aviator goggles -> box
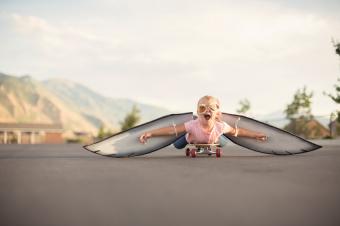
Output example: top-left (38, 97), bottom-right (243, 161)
top-left (197, 104), bottom-right (219, 114)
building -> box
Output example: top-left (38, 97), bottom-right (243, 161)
top-left (284, 118), bottom-right (330, 139)
top-left (329, 120), bottom-right (340, 138)
top-left (305, 119), bottom-right (330, 139)
top-left (0, 123), bottom-right (64, 144)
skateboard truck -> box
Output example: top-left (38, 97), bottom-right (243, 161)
top-left (186, 144), bottom-right (222, 158)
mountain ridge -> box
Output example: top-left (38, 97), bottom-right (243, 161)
top-left (0, 72), bottom-right (171, 136)
top-left (1, 72), bottom-right (330, 138)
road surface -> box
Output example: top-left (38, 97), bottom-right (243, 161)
top-left (0, 140), bottom-right (339, 226)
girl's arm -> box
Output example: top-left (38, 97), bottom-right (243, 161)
top-left (226, 127), bottom-right (267, 141)
top-left (139, 124), bottom-right (186, 144)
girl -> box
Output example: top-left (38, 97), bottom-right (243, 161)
top-left (139, 95), bottom-right (267, 148)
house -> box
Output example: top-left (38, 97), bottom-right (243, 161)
top-left (0, 123), bottom-right (63, 144)
top-left (284, 118), bottom-right (330, 139)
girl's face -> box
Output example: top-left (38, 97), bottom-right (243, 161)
top-left (197, 98), bottom-right (220, 123)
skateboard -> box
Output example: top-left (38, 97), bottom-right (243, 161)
top-left (185, 144), bottom-right (222, 158)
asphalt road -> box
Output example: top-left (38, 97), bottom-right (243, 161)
top-left (0, 141), bottom-right (339, 226)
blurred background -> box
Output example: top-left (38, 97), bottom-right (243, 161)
top-left (0, 0), bottom-right (339, 144)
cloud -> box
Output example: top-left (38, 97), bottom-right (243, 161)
top-left (10, 13), bottom-right (53, 33)
top-left (3, 6), bottom-right (335, 73)
top-left (0, 1), bottom-right (339, 114)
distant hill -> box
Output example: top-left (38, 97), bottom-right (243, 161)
top-left (0, 72), bottom-right (171, 136)
top-left (42, 78), bottom-right (171, 129)
top-left (254, 111), bottom-right (289, 128)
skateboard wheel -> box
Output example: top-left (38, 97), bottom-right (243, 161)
top-left (186, 148), bottom-right (190, 157)
top-left (190, 149), bottom-right (197, 158)
top-left (216, 148), bottom-right (221, 158)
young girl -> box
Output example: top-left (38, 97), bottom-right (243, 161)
top-left (139, 95), bottom-right (267, 148)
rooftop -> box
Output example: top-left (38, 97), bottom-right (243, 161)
top-left (0, 123), bottom-right (63, 131)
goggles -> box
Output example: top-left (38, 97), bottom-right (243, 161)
top-left (197, 104), bottom-right (219, 114)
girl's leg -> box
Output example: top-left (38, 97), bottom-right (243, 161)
top-left (218, 135), bottom-right (229, 147)
top-left (173, 135), bottom-right (188, 149)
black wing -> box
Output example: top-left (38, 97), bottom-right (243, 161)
top-left (84, 112), bottom-right (193, 157)
top-left (222, 113), bottom-right (322, 155)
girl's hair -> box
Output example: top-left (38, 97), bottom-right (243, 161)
top-left (197, 95), bottom-right (222, 121)
top-left (197, 95), bottom-right (220, 108)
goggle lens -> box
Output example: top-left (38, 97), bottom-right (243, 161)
top-left (198, 104), bottom-right (218, 114)
top-left (198, 105), bottom-right (207, 114)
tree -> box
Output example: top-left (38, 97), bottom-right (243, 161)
top-left (332, 38), bottom-right (340, 56)
top-left (97, 125), bottom-right (106, 139)
top-left (284, 87), bottom-right (315, 138)
top-left (322, 39), bottom-right (340, 138)
top-left (97, 124), bottom-right (115, 139)
top-left (325, 77), bottom-right (340, 105)
top-left (284, 86), bottom-right (313, 120)
top-left (97, 124), bottom-right (112, 139)
top-left (326, 40), bottom-right (340, 123)
top-left (120, 105), bottom-right (141, 131)
top-left (327, 39), bottom-right (340, 104)
top-left (236, 98), bottom-right (251, 114)
top-left (324, 76), bottom-right (340, 125)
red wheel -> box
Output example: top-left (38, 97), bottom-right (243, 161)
top-left (190, 149), bottom-right (197, 158)
top-left (216, 148), bottom-right (221, 158)
top-left (185, 148), bottom-right (190, 157)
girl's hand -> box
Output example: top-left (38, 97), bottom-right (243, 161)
top-left (139, 132), bottom-right (152, 144)
top-left (255, 133), bottom-right (267, 142)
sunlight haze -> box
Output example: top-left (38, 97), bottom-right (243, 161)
top-left (0, 0), bottom-right (339, 116)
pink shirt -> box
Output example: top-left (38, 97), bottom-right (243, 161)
top-left (184, 119), bottom-right (233, 144)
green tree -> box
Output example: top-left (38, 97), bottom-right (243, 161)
top-left (284, 86), bottom-right (313, 120)
top-left (236, 98), bottom-right (251, 114)
top-left (284, 87), bottom-right (315, 138)
top-left (327, 40), bottom-right (340, 123)
top-left (332, 39), bottom-right (340, 56)
top-left (120, 105), bottom-right (141, 131)
top-left (97, 125), bottom-right (115, 139)
top-left (324, 77), bottom-right (340, 123)
top-left (325, 77), bottom-right (340, 105)
top-left (324, 39), bottom-right (340, 137)
top-left (328, 40), bottom-right (340, 104)
top-left (97, 125), bottom-right (106, 139)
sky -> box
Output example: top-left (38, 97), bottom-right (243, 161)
top-left (0, 0), bottom-right (339, 116)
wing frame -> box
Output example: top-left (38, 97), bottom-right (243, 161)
top-left (222, 112), bottom-right (322, 155)
top-left (83, 112), bottom-right (193, 157)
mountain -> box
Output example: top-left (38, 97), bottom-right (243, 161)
top-left (0, 72), bottom-right (171, 136)
top-left (0, 73), bottom-right (98, 134)
top-left (42, 78), bottom-right (171, 129)
top-left (254, 111), bottom-right (289, 128)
